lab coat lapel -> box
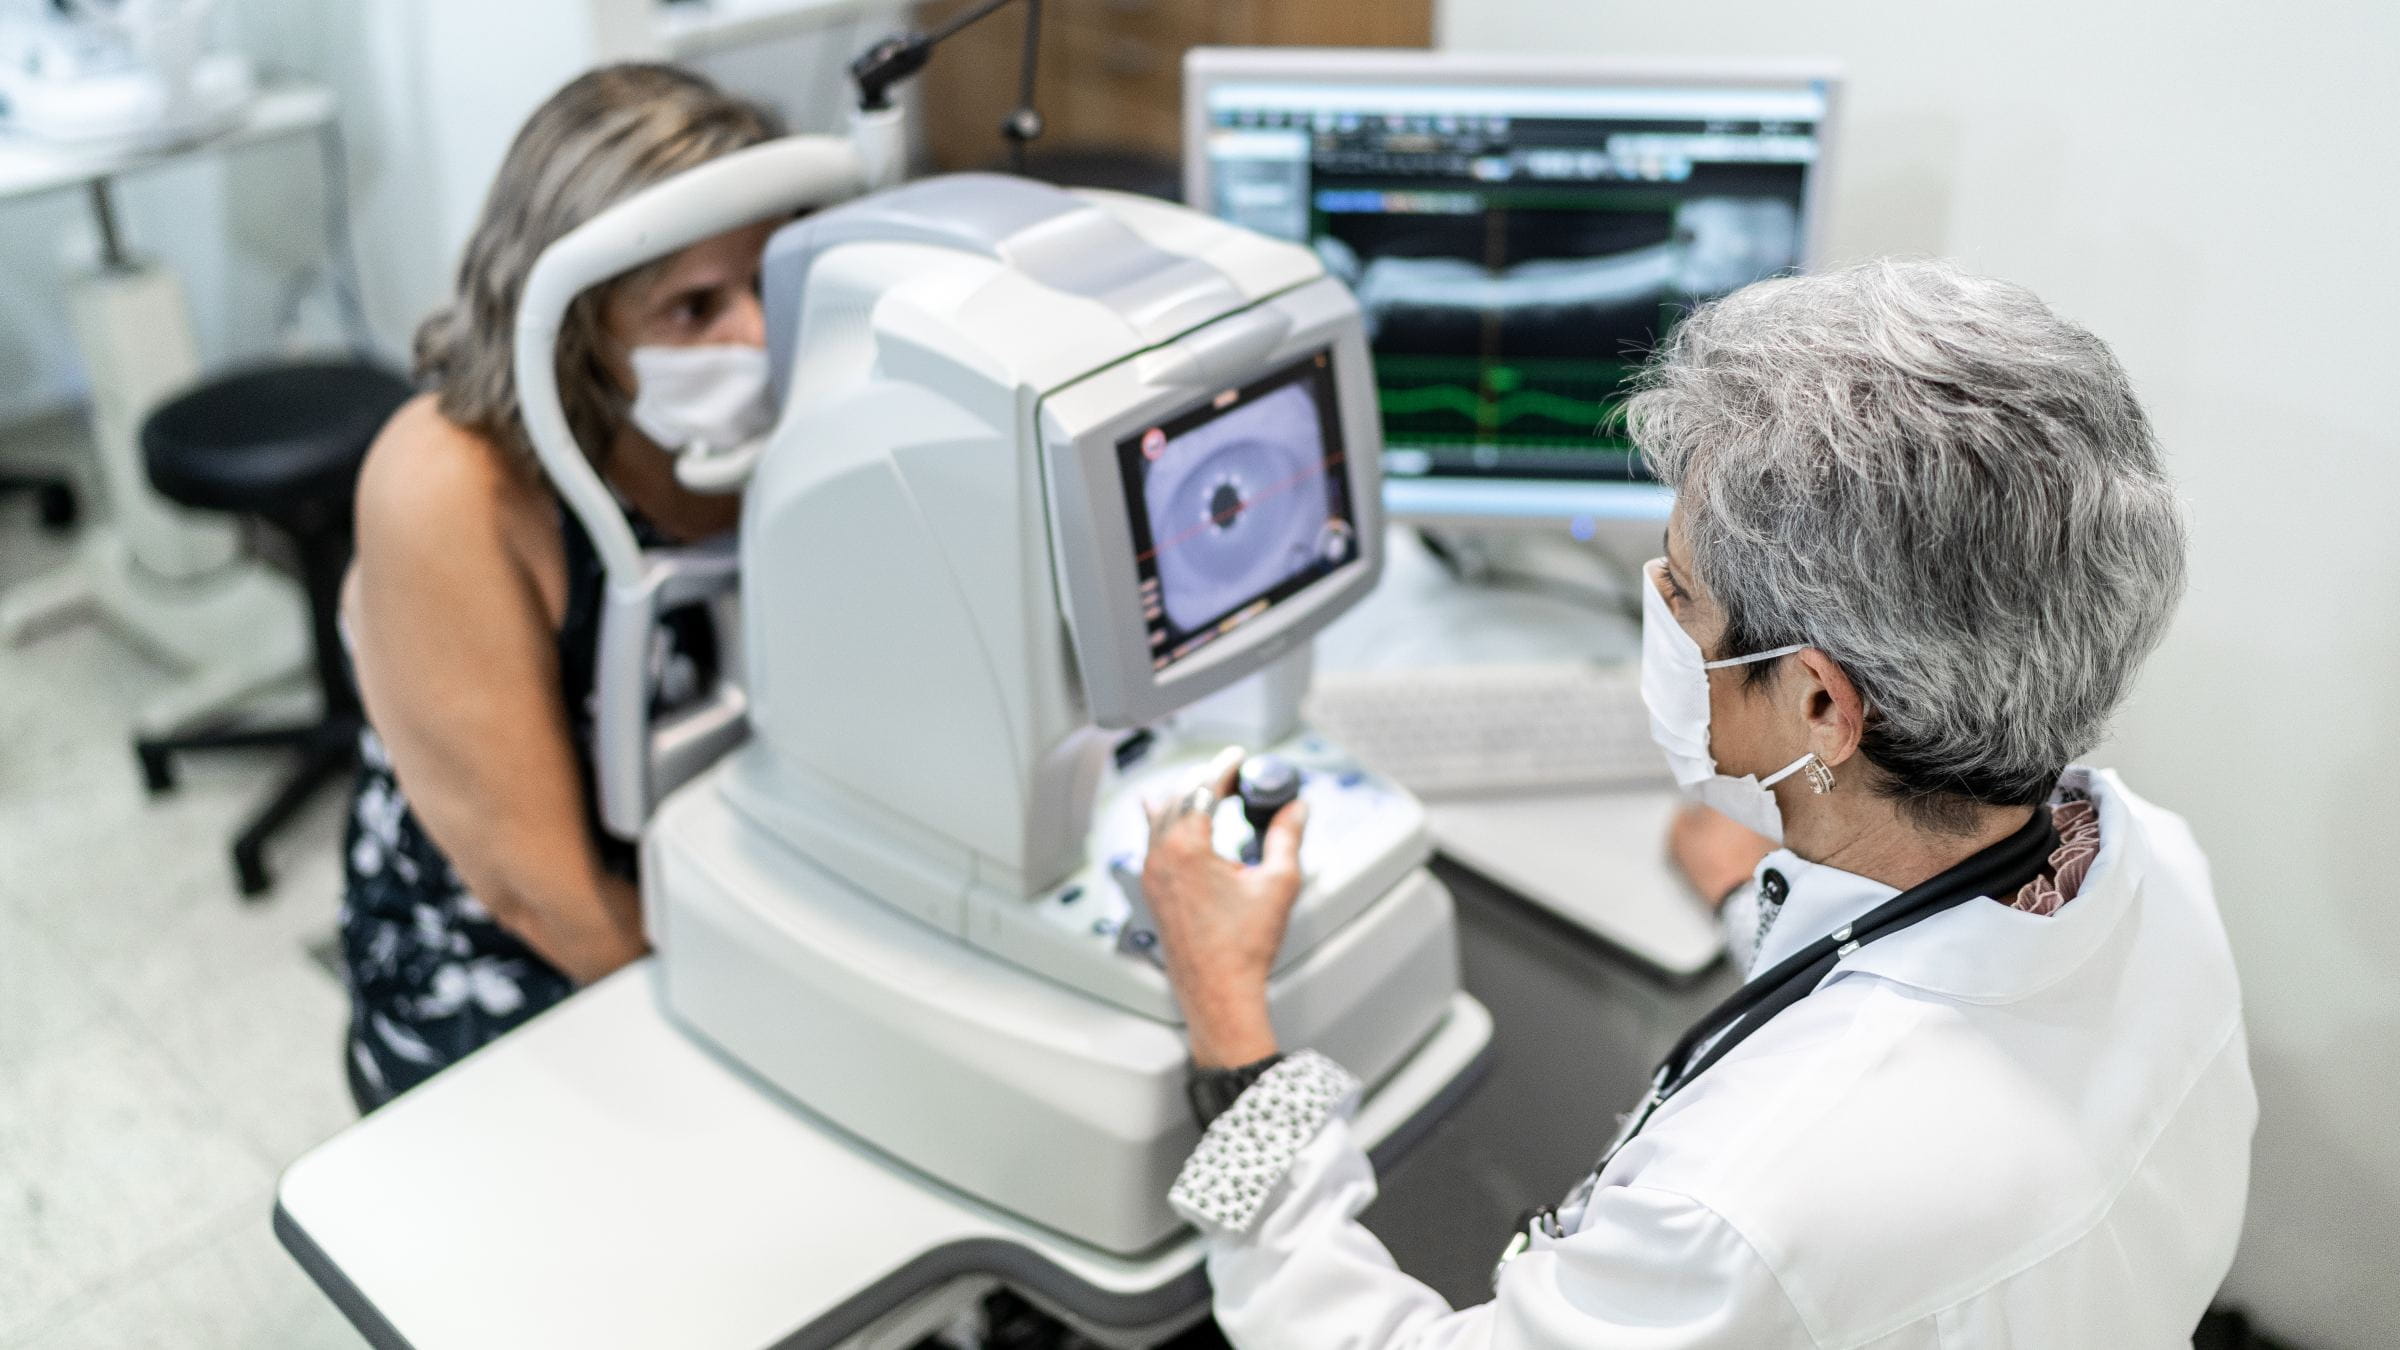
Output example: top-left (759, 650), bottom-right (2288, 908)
top-left (1743, 851), bottom-right (1895, 977)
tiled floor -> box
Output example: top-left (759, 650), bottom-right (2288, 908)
top-left (0, 473), bottom-right (364, 1346)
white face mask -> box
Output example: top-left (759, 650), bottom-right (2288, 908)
top-left (627, 344), bottom-right (774, 456)
top-left (1638, 557), bottom-right (1812, 842)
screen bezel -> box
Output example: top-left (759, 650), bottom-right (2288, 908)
top-left (1113, 349), bottom-right (1356, 676)
top-left (1041, 278), bottom-right (1385, 731)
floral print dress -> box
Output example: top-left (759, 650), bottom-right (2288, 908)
top-left (340, 504), bottom-right (717, 1110)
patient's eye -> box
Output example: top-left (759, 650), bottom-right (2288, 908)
top-left (664, 287), bottom-right (722, 333)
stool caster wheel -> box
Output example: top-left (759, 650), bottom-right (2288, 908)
top-left (234, 841), bottom-right (271, 898)
top-left (138, 744), bottom-right (176, 794)
top-left (37, 483), bottom-right (77, 530)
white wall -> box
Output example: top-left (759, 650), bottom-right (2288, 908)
top-left (1435, 1), bottom-right (2400, 1344)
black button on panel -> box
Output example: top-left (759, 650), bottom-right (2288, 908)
top-left (1112, 729), bottom-right (1156, 771)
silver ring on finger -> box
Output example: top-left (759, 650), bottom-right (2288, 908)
top-left (1179, 785), bottom-right (1218, 819)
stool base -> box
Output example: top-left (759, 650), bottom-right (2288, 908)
top-left (138, 715), bottom-right (359, 897)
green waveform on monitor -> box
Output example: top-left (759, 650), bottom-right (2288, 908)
top-left (1378, 382), bottom-right (1614, 428)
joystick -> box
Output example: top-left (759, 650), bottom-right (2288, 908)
top-left (1237, 754), bottom-right (1301, 864)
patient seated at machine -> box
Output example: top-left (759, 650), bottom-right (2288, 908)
top-left (340, 67), bottom-right (783, 1111)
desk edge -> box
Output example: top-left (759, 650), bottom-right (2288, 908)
top-left (274, 996), bottom-right (1495, 1349)
top-left (275, 1200), bottom-right (417, 1350)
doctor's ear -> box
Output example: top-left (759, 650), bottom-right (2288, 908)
top-left (1791, 648), bottom-right (1866, 769)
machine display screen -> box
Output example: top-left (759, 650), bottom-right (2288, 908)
top-left (1116, 350), bottom-right (1356, 672)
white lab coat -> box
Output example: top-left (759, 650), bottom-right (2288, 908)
top-left (1169, 768), bottom-right (2257, 1348)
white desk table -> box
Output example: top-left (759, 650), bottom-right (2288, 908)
top-left (276, 965), bottom-right (1491, 1350)
top-left (0, 84), bottom-right (336, 202)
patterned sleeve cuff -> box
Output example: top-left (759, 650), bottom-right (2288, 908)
top-left (1168, 1049), bottom-right (1361, 1236)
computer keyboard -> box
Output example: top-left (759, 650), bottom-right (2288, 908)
top-left (1303, 661), bottom-right (1673, 799)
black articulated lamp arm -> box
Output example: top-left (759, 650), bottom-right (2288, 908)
top-left (849, 30), bottom-right (931, 112)
top-left (850, 0), bottom-right (1046, 170)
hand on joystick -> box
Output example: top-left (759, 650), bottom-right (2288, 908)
top-left (1142, 747), bottom-right (1312, 1068)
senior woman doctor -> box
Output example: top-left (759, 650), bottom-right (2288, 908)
top-left (1139, 259), bottom-right (2257, 1347)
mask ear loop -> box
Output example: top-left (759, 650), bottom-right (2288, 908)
top-left (1701, 642), bottom-right (1806, 671)
top-left (1704, 645), bottom-right (1828, 795)
top-left (1758, 751), bottom-right (1815, 790)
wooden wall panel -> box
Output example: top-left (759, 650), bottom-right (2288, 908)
top-left (914, 0), bottom-right (1431, 173)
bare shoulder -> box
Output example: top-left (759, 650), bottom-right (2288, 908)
top-left (349, 395), bottom-right (572, 638)
top-left (354, 396), bottom-right (548, 550)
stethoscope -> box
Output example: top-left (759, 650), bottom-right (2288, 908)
top-left (1493, 805), bottom-right (2062, 1286)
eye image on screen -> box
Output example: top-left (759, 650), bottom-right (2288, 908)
top-left (1117, 351), bottom-right (1355, 672)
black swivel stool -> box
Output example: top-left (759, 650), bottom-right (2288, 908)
top-left (135, 360), bottom-right (413, 897)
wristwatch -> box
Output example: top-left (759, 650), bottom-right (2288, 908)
top-left (1185, 1052), bottom-right (1286, 1128)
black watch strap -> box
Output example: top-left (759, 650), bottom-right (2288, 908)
top-left (1186, 1052), bottom-right (1286, 1129)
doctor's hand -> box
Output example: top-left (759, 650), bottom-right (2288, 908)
top-left (1668, 803), bottom-right (1777, 910)
top-left (1142, 747), bottom-right (1311, 1069)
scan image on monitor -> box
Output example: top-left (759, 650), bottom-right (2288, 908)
top-left (1319, 194), bottom-right (1799, 436)
top-left (1191, 56), bottom-right (1834, 517)
top-left (1117, 350), bottom-right (1356, 672)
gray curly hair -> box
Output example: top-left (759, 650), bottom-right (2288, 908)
top-left (1627, 259), bottom-right (2187, 832)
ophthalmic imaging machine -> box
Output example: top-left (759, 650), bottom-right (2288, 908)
top-left (647, 168), bottom-right (1483, 1252)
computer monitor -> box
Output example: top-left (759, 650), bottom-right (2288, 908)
top-left (1184, 49), bottom-right (1840, 528)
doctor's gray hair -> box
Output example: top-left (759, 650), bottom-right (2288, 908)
top-left (1628, 259), bottom-right (2186, 832)
top-left (413, 64), bottom-right (782, 470)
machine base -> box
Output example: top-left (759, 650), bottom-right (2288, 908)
top-left (647, 761), bottom-right (1468, 1257)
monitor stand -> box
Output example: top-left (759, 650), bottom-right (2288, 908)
top-left (1312, 525), bottom-right (1726, 980)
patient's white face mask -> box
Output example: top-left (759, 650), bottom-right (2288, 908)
top-left (1639, 558), bottom-right (1812, 842)
top-left (628, 344), bottom-right (774, 455)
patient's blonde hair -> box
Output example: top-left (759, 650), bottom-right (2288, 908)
top-left (413, 64), bottom-right (783, 470)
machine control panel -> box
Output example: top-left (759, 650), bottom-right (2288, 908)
top-left (1034, 732), bottom-right (1429, 977)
